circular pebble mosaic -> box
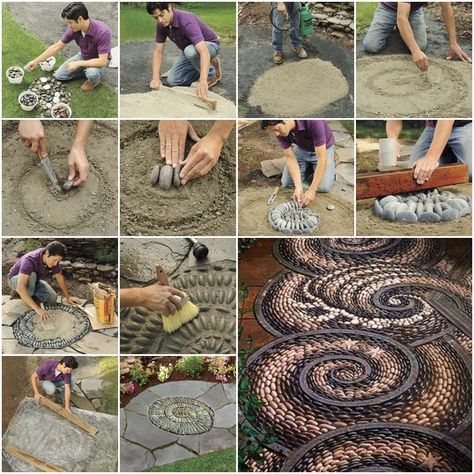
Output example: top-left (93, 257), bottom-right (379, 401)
top-left (268, 201), bottom-right (320, 234)
top-left (374, 189), bottom-right (471, 223)
top-left (149, 397), bottom-right (213, 435)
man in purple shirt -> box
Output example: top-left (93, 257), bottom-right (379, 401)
top-left (26, 2), bottom-right (112, 92)
top-left (8, 241), bottom-right (82, 321)
top-left (31, 357), bottom-right (78, 414)
top-left (363, 2), bottom-right (470, 71)
top-left (261, 120), bottom-right (337, 207)
top-left (147, 2), bottom-right (222, 100)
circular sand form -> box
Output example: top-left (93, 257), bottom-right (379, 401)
top-left (120, 121), bottom-right (236, 235)
top-left (357, 55), bottom-right (472, 117)
top-left (248, 59), bottom-right (349, 116)
top-left (120, 87), bottom-right (236, 118)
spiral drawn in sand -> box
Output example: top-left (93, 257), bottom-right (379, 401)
top-left (256, 264), bottom-right (471, 343)
top-left (13, 303), bottom-right (91, 349)
top-left (274, 238), bottom-right (447, 277)
top-left (282, 424), bottom-right (472, 472)
top-left (245, 331), bottom-right (471, 452)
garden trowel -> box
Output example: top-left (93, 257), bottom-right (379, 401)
top-left (37, 143), bottom-right (62, 192)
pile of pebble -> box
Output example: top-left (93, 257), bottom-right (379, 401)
top-left (29, 76), bottom-right (71, 117)
top-left (374, 189), bottom-right (471, 223)
top-left (150, 164), bottom-right (181, 190)
top-left (311, 3), bottom-right (354, 40)
top-left (268, 201), bottom-right (320, 234)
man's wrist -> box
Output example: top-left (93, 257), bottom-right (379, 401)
top-left (425, 154), bottom-right (440, 162)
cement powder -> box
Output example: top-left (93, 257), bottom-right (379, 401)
top-left (120, 87), bottom-right (236, 118)
top-left (357, 55), bottom-right (471, 117)
top-left (247, 59), bottom-right (349, 116)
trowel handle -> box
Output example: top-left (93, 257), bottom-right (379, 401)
top-left (199, 97), bottom-right (217, 110)
top-left (36, 142), bottom-right (48, 160)
top-left (155, 265), bottom-right (170, 286)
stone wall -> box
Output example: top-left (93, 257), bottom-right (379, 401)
top-left (311, 2), bottom-right (354, 40)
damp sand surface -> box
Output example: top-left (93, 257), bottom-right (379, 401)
top-left (357, 55), bottom-right (472, 117)
top-left (120, 87), bottom-right (236, 118)
top-left (357, 183), bottom-right (472, 236)
top-left (239, 186), bottom-right (353, 236)
top-left (248, 59), bottom-right (349, 116)
top-left (31, 309), bottom-right (78, 341)
top-left (2, 121), bottom-right (118, 236)
top-left (120, 121), bottom-right (236, 236)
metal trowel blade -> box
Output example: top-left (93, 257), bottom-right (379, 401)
top-left (40, 156), bottom-right (62, 192)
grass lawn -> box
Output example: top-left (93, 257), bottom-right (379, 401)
top-left (98, 357), bottom-right (118, 416)
top-left (148, 448), bottom-right (236, 472)
top-left (2, 6), bottom-right (117, 118)
top-left (121, 3), bottom-right (236, 45)
top-left (356, 2), bottom-right (377, 36)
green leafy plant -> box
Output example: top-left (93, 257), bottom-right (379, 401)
top-left (175, 356), bottom-right (203, 378)
top-left (23, 239), bottom-right (41, 252)
top-left (129, 361), bottom-right (151, 386)
top-left (94, 248), bottom-right (118, 264)
top-left (207, 357), bottom-right (236, 383)
top-left (157, 363), bottom-right (174, 382)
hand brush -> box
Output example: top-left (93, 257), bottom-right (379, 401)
top-left (155, 264), bottom-right (199, 333)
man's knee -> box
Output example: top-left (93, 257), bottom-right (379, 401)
top-left (183, 45), bottom-right (199, 60)
top-left (85, 68), bottom-right (102, 84)
top-left (363, 37), bottom-right (385, 53)
top-left (53, 67), bottom-right (70, 81)
top-left (42, 381), bottom-right (57, 396)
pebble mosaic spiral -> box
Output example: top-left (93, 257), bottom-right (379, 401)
top-left (149, 397), bottom-right (214, 435)
top-left (256, 264), bottom-right (471, 342)
top-left (282, 424), bottom-right (472, 472)
top-left (268, 202), bottom-right (320, 234)
top-left (12, 303), bottom-right (91, 349)
top-left (244, 331), bottom-right (471, 454)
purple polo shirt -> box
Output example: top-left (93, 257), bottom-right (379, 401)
top-left (155, 9), bottom-right (219, 50)
top-left (426, 120), bottom-right (471, 128)
top-left (61, 18), bottom-right (112, 60)
top-left (277, 120), bottom-right (336, 152)
top-left (36, 360), bottom-right (72, 385)
top-left (381, 2), bottom-right (428, 12)
top-left (8, 248), bottom-right (62, 280)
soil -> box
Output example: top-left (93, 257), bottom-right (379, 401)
top-left (247, 58), bottom-right (349, 116)
top-left (356, 55), bottom-right (471, 118)
top-left (120, 41), bottom-right (236, 102)
top-left (2, 121), bottom-right (118, 236)
top-left (356, 182), bottom-right (472, 236)
top-left (120, 356), bottom-right (236, 408)
top-left (120, 87), bottom-right (236, 119)
top-left (238, 20), bottom-right (354, 117)
top-left (120, 121), bottom-right (236, 236)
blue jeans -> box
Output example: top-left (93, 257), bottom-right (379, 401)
top-left (281, 144), bottom-right (336, 192)
top-left (272, 2), bottom-right (302, 51)
top-left (410, 122), bottom-right (472, 180)
top-left (54, 53), bottom-right (109, 85)
top-left (41, 376), bottom-right (76, 397)
top-left (363, 5), bottom-right (427, 53)
top-left (9, 272), bottom-right (58, 303)
top-left (167, 42), bottom-right (220, 86)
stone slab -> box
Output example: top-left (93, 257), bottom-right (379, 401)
top-left (80, 378), bottom-right (104, 398)
top-left (124, 389), bottom-right (158, 416)
top-left (70, 331), bottom-right (118, 354)
top-left (3, 340), bottom-right (35, 354)
top-left (197, 383), bottom-right (228, 410)
top-left (120, 408), bottom-right (127, 437)
top-left (2, 299), bottom-right (28, 325)
top-left (2, 326), bottom-right (14, 339)
top-left (153, 443), bottom-right (196, 467)
top-left (223, 383), bottom-right (236, 403)
top-left (3, 397), bottom-right (117, 472)
top-left (148, 381), bottom-right (215, 399)
top-left (214, 404), bottom-right (236, 429)
top-left (178, 434), bottom-right (201, 454)
top-left (197, 427), bottom-right (236, 455)
top-left (120, 438), bottom-right (155, 472)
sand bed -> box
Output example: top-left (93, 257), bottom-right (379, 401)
top-left (357, 55), bottom-right (471, 117)
top-left (120, 121), bottom-right (236, 236)
top-left (239, 186), bottom-right (353, 236)
top-left (2, 121), bottom-right (118, 236)
top-left (356, 183), bottom-right (472, 236)
top-left (120, 87), bottom-right (236, 118)
top-left (248, 59), bottom-right (349, 116)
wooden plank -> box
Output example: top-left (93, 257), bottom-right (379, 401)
top-left (40, 397), bottom-right (98, 437)
top-left (4, 444), bottom-right (65, 472)
top-left (356, 163), bottom-right (469, 200)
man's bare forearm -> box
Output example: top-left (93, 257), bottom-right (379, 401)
top-left (208, 121), bottom-right (234, 142)
top-left (152, 47), bottom-right (163, 80)
top-left (441, 3), bottom-right (458, 46)
top-left (386, 120), bottom-right (403, 139)
top-left (73, 120), bottom-right (93, 148)
top-left (17, 285), bottom-right (42, 312)
top-left (34, 43), bottom-right (63, 63)
top-left (427, 121), bottom-right (455, 159)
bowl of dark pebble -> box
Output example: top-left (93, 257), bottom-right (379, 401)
top-left (6, 66), bottom-right (24, 84)
top-left (18, 90), bottom-right (39, 111)
top-left (51, 102), bottom-right (72, 119)
top-left (40, 56), bottom-right (56, 72)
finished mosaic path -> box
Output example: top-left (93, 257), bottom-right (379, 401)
top-left (241, 238), bottom-right (472, 472)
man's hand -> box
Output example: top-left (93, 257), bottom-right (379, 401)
top-left (34, 392), bottom-right (43, 402)
top-left (447, 43), bottom-right (471, 62)
top-left (301, 188), bottom-right (316, 207)
top-left (150, 78), bottom-right (161, 90)
top-left (411, 50), bottom-right (428, 71)
top-left (179, 132), bottom-right (224, 185)
top-left (277, 2), bottom-right (288, 17)
top-left (68, 146), bottom-right (90, 186)
top-left (293, 187), bottom-right (304, 205)
top-left (66, 61), bottom-right (81, 72)
top-left (36, 308), bottom-right (51, 321)
top-left (412, 155), bottom-right (439, 184)
top-left (18, 120), bottom-right (45, 153)
top-left (139, 283), bottom-right (186, 315)
top-left (158, 121), bottom-right (199, 167)
top-left (66, 296), bottom-right (83, 305)
top-left (65, 406), bottom-right (72, 414)
top-left (196, 78), bottom-right (209, 99)
top-left (26, 60), bottom-right (39, 71)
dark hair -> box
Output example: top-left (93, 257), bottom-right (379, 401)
top-left (59, 356), bottom-right (78, 369)
top-left (146, 2), bottom-right (171, 14)
top-left (45, 241), bottom-right (67, 258)
top-left (61, 2), bottom-right (89, 21)
top-left (261, 120), bottom-right (284, 129)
